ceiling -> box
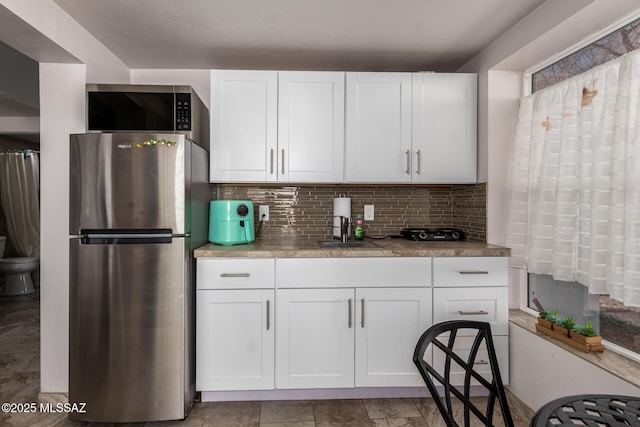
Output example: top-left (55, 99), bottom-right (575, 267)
top-left (52, 0), bottom-right (546, 72)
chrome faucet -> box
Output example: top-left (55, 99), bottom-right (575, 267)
top-left (339, 216), bottom-right (351, 243)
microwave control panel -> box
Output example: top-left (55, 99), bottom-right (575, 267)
top-left (175, 93), bottom-right (191, 131)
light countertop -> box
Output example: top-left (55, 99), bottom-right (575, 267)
top-left (194, 238), bottom-right (510, 258)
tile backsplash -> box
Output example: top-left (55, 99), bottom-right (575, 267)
top-left (218, 183), bottom-right (487, 242)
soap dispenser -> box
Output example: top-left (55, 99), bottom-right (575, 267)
top-left (354, 215), bottom-right (364, 240)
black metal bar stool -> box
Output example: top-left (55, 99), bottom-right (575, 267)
top-left (530, 394), bottom-right (640, 427)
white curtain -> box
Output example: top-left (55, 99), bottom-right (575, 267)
top-left (507, 49), bottom-right (640, 307)
top-left (0, 151), bottom-right (40, 258)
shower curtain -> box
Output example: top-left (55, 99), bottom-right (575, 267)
top-left (0, 151), bottom-right (40, 258)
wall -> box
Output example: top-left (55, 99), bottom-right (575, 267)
top-left (0, 41), bottom-right (39, 115)
top-left (486, 71), bottom-right (521, 245)
top-left (0, 0), bottom-right (129, 83)
top-left (0, 135), bottom-right (38, 151)
top-left (510, 323), bottom-right (640, 410)
top-left (451, 183), bottom-right (487, 241)
top-left (39, 63), bottom-right (86, 393)
top-left (219, 183), bottom-right (487, 242)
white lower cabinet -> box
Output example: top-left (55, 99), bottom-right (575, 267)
top-left (275, 257), bottom-right (432, 389)
top-left (275, 287), bottom-right (432, 389)
top-left (196, 258), bottom-right (275, 391)
top-left (196, 255), bottom-right (508, 392)
top-left (196, 289), bottom-right (274, 391)
top-left (354, 287), bottom-right (432, 387)
top-left (275, 288), bottom-right (355, 389)
top-left (432, 256), bottom-right (510, 384)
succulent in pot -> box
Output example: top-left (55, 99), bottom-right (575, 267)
top-left (554, 315), bottom-right (575, 337)
top-left (570, 320), bottom-right (601, 344)
top-left (537, 309), bottom-right (557, 329)
top-left (560, 316), bottom-right (576, 330)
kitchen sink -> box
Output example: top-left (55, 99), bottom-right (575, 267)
top-left (317, 240), bottom-right (380, 248)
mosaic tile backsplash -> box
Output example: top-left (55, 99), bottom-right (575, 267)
top-left (218, 183), bottom-right (487, 242)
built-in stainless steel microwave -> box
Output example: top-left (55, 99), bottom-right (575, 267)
top-left (86, 84), bottom-right (209, 149)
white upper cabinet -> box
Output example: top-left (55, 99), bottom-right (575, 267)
top-left (278, 71), bottom-right (345, 182)
top-left (210, 70), bottom-right (344, 183)
top-left (211, 70), bottom-right (477, 184)
top-left (345, 72), bottom-right (413, 183)
top-left (412, 73), bottom-right (477, 183)
top-left (210, 70), bottom-right (278, 182)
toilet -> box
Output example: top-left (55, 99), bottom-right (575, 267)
top-left (0, 236), bottom-right (38, 296)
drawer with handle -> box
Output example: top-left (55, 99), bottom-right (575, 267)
top-left (432, 257), bottom-right (507, 287)
top-left (433, 287), bottom-right (508, 335)
top-left (197, 258), bottom-right (275, 289)
top-left (432, 335), bottom-right (509, 385)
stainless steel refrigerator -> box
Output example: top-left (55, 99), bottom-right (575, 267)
top-left (68, 132), bottom-right (209, 423)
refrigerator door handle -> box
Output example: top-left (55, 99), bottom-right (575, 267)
top-left (84, 233), bottom-right (173, 239)
top-left (81, 229), bottom-right (174, 244)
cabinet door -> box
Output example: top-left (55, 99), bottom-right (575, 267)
top-left (278, 71), bottom-right (345, 182)
top-left (355, 288), bottom-right (432, 387)
top-left (276, 288), bottom-right (355, 389)
top-left (196, 289), bottom-right (274, 391)
top-left (412, 73), bottom-right (477, 183)
top-left (210, 70), bottom-right (278, 182)
top-left (345, 72), bottom-right (412, 183)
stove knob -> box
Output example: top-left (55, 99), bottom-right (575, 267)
top-left (451, 231), bottom-right (460, 240)
top-left (418, 231), bottom-right (428, 240)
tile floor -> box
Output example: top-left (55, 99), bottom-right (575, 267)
top-left (0, 291), bottom-right (533, 427)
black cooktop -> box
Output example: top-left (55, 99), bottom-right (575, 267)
top-left (400, 228), bottom-right (465, 241)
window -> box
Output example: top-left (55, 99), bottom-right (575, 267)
top-left (532, 16), bottom-right (640, 92)
top-left (528, 275), bottom-right (640, 354)
top-left (521, 13), bottom-right (640, 357)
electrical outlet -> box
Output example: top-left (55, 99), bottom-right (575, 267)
top-left (258, 205), bottom-right (269, 221)
top-left (364, 205), bottom-right (374, 221)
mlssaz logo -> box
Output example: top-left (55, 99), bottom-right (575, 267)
top-left (117, 144), bottom-right (132, 149)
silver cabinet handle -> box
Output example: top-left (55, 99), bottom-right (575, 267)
top-left (405, 150), bottom-right (410, 175)
top-left (348, 299), bottom-right (352, 329)
top-left (270, 149), bottom-right (274, 174)
top-left (220, 273), bottom-right (250, 278)
top-left (459, 310), bottom-right (488, 315)
top-left (281, 149), bottom-right (285, 175)
top-left (360, 298), bottom-right (365, 328)
top-left (476, 360), bottom-right (489, 365)
top-left (266, 300), bottom-right (270, 331)
top-left (416, 150), bottom-right (421, 175)
top-left (459, 271), bottom-right (489, 275)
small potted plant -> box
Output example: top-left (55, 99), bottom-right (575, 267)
top-left (554, 315), bottom-right (575, 337)
top-left (537, 309), bottom-right (557, 330)
top-left (570, 320), bottom-right (602, 345)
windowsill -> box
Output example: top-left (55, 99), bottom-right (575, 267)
top-left (509, 309), bottom-right (640, 389)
